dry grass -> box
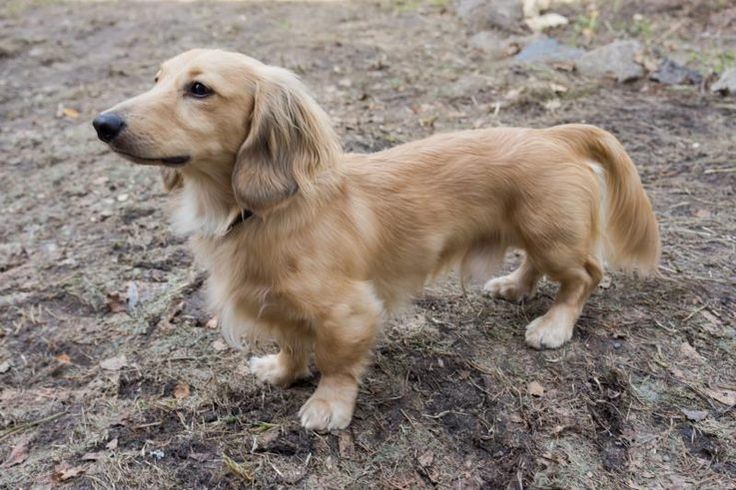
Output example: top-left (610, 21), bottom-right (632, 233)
top-left (1, 0), bottom-right (734, 488)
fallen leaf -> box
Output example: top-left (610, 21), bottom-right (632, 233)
top-left (0, 360), bottom-right (10, 373)
top-left (100, 355), bottom-right (127, 371)
top-left (679, 342), bottom-right (704, 363)
top-left (55, 353), bottom-right (71, 364)
top-left (704, 388), bottom-right (736, 406)
top-left (63, 107), bottom-right (79, 119)
top-left (528, 381), bottom-right (545, 397)
top-left (2, 435), bottom-right (31, 467)
top-left (417, 450), bottom-right (434, 467)
top-left (173, 382), bottom-right (190, 400)
top-left (105, 292), bottom-right (127, 313)
top-left (52, 464), bottom-right (86, 482)
top-left (81, 452), bottom-right (104, 461)
top-left (552, 61), bottom-right (576, 72)
top-left (56, 104), bottom-right (79, 119)
top-left (106, 438), bottom-right (118, 450)
top-left (549, 82), bottom-right (568, 93)
top-left (205, 316), bottom-right (218, 329)
top-left (212, 339), bottom-right (228, 352)
top-left (681, 408), bottom-right (708, 421)
top-left (551, 424), bottom-right (567, 435)
top-left (188, 452), bottom-right (209, 462)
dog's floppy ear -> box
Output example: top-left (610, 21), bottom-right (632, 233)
top-left (232, 66), bottom-right (339, 214)
top-left (160, 168), bottom-right (183, 192)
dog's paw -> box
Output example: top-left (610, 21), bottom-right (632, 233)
top-left (524, 315), bottom-right (573, 350)
top-left (483, 275), bottom-right (536, 302)
top-left (248, 354), bottom-right (308, 387)
top-left (299, 394), bottom-right (354, 431)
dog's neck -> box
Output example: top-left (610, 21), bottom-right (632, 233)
top-left (170, 163), bottom-right (345, 239)
top-left (170, 168), bottom-right (240, 238)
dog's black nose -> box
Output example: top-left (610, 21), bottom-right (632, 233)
top-left (93, 112), bottom-right (125, 142)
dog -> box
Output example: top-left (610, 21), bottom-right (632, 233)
top-left (93, 49), bottom-right (660, 431)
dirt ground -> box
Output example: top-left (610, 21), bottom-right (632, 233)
top-left (1, 0), bottom-right (735, 488)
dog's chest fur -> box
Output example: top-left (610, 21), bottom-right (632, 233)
top-left (170, 178), bottom-right (308, 345)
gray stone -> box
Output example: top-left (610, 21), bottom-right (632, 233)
top-left (651, 59), bottom-right (702, 85)
top-left (576, 40), bottom-right (644, 82)
top-left (711, 68), bottom-right (736, 95)
top-left (513, 35), bottom-right (584, 64)
top-left (469, 31), bottom-right (525, 60)
top-left (455, 0), bottom-right (523, 32)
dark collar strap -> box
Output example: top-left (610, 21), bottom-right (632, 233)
top-left (224, 209), bottom-right (254, 236)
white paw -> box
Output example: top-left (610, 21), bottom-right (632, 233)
top-left (248, 354), bottom-right (307, 387)
top-left (484, 275), bottom-right (535, 302)
top-left (524, 315), bottom-right (573, 350)
top-left (299, 394), bottom-right (354, 431)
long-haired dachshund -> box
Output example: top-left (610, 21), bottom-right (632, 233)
top-left (94, 49), bottom-right (660, 430)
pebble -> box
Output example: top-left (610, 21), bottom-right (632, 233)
top-left (651, 59), bottom-right (702, 85)
top-left (514, 35), bottom-right (585, 64)
top-left (711, 67), bottom-right (736, 95)
top-left (576, 40), bottom-right (644, 82)
top-left (455, 0), bottom-right (523, 32)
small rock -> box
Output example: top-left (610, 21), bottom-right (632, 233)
top-left (525, 13), bottom-right (569, 32)
top-left (126, 281), bottom-right (139, 310)
top-left (100, 355), bottom-right (128, 371)
top-left (528, 381), bottom-right (545, 397)
top-left (148, 449), bottom-right (165, 460)
top-left (514, 35), bottom-right (584, 65)
top-left (544, 98), bottom-right (562, 111)
top-left (469, 31), bottom-right (524, 60)
top-left (681, 408), bottom-right (708, 421)
top-left (651, 59), bottom-right (702, 85)
top-left (577, 40), bottom-right (644, 82)
top-left (0, 361), bottom-right (10, 373)
top-left (455, 0), bottom-right (524, 32)
top-left (212, 339), bottom-right (229, 352)
top-left (711, 68), bottom-right (736, 95)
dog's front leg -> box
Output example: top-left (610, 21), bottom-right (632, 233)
top-left (299, 281), bottom-right (381, 431)
top-left (249, 324), bottom-right (312, 387)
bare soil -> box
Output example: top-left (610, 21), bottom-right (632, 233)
top-left (1, 1), bottom-right (734, 488)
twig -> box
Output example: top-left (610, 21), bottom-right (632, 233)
top-left (0, 411), bottom-right (65, 442)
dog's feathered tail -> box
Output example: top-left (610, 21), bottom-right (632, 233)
top-left (551, 124), bottom-right (661, 274)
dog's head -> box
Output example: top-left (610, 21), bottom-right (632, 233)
top-left (94, 49), bottom-right (339, 213)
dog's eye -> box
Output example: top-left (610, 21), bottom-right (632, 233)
top-left (188, 81), bottom-right (212, 98)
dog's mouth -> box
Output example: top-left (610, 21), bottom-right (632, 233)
top-left (112, 148), bottom-right (190, 167)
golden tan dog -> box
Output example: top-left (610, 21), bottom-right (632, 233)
top-left (94, 49), bottom-right (660, 431)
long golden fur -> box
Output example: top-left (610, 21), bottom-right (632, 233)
top-left (95, 49), bottom-right (660, 431)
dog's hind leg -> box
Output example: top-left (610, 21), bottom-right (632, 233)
top-left (483, 254), bottom-right (541, 302)
top-left (299, 281), bottom-right (382, 431)
top-left (524, 256), bottom-right (602, 349)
